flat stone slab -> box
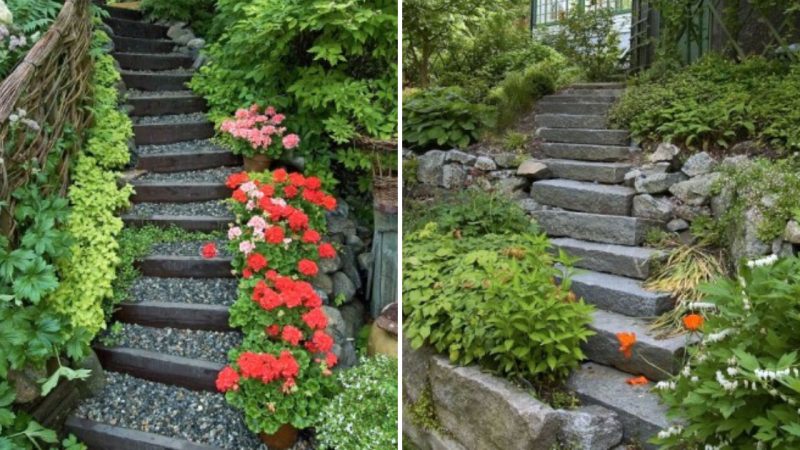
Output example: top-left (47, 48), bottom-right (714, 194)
top-left (561, 87), bottom-right (624, 97)
top-left (428, 356), bottom-right (561, 450)
top-left (532, 210), bottom-right (661, 245)
top-left (539, 95), bottom-right (619, 104)
top-left (583, 310), bottom-right (689, 380)
top-left (541, 143), bottom-right (635, 162)
top-left (570, 270), bottom-right (674, 317)
top-left (567, 363), bottom-right (670, 449)
top-left (536, 114), bottom-right (608, 129)
top-left (539, 128), bottom-right (630, 146)
top-left (531, 179), bottom-right (634, 216)
top-left (550, 238), bottom-right (664, 280)
top-left (543, 159), bottom-right (631, 184)
top-left (537, 102), bottom-right (612, 115)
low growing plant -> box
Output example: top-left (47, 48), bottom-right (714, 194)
top-left (219, 105), bottom-right (301, 159)
top-left (402, 87), bottom-right (494, 150)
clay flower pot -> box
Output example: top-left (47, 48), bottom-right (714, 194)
top-left (244, 154), bottom-right (271, 172)
top-left (259, 424), bottom-right (298, 449)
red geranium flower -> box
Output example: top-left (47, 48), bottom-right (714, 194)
top-left (325, 352), bottom-right (338, 368)
top-left (265, 226), bottom-right (285, 244)
top-left (305, 176), bottom-right (322, 190)
top-left (298, 259), bottom-right (318, 277)
top-left (215, 366), bottom-right (240, 392)
top-left (284, 185), bottom-right (298, 198)
top-left (306, 330), bottom-right (334, 353)
top-left (252, 280), bottom-right (282, 310)
top-left (247, 253), bottom-right (268, 272)
top-left (266, 324), bottom-right (280, 337)
top-left (259, 184), bottom-right (275, 198)
top-left (321, 195), bottom-right (337, 211)
top-left (201, 242), bottom-right (217, 259)
top-left (232, 189), bottom-right (248, 203)
top-left (302, 229), bottom-right (321, 244)
top-left (318, 242), bottom-right (336, 259)
top-left (272, 168), bottom-right (288, 183)
top-left (226, 171), bottom-right (249, 189)
top-left (281, 325), bottom-right (304, 346)
top-left (242, 268), bottom-right (253, 279)
top-left (303, 189), bottom-right (324, 204)
top-left (277, 351), bottom-right (299, 378)
top-left (302, 307), bottom-right (328, 330)
top-left (288, 172), bottom-right (305, 187)
top-left (288, 210), bottom-right (309, 231)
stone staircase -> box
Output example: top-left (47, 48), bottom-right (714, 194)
top-left (66, 7), bottom-right (264, 449)
top-left (526, 83), bottom-right (683, 447)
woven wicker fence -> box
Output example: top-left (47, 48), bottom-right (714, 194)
top-left (0, 0), bottom-right (93, 238)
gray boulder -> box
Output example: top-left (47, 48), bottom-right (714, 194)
top-left (730, 208), bottom-right (771, 263)
top-left (323, 306), bottom-right (357, 369)
top-left (557, 406), bottom-right (623, 450)
top-left (784, 221), bottom-right (800, 244)
top-left (669, 173), bottom-right (721, 206)
top-left (632, 195), bottom-right (673, 221)
top-left (634, 172), bottom-right (687, 194)
top-left (493, 152), bottom-right (518, 168)
top-left (446, 149), bottom-right (476, 165)
top-left (666, 219), bottom-right (689, 232)
top-left (681, 152), bottom-right (716, 177)
top-left (319, 254), bottom-right (342, 274)
top-left (648, 143), bottom-right (680, 164)
top-left (474, 156), bottom-right (497, 171)
top-left (517, 159), bottom-right (550, 178)
top-left (441, 164), bottom-right (467, 189)
top-left (332, 272), bottom-right (356, 303)
top-left (492, 176), bottom-right (528, 196)
top-left (417, 150), bottom-right (446, 185)
top-left (311, 273), bottom-right (334, 296)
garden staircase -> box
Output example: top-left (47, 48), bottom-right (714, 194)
top-left (527, 83), bottom-right (681, 447)
top-left (65, 6), bottom-right (262, 449)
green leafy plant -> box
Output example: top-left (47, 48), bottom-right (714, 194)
top-left (315, 356), bottom-right (398, 450)
top-left (402, 87), bottom-right (494, 150)
top-left (139, 0), bottom-right (215, 35)
top-left (654, 256), bottom-right (800, 448)
top-left (544, 7), bottom-right (621, 82)
top-left (403, 223), bottom-right (594, 384)
top-left (488, 63), bottom-right (556, 129)
top-left (0, 0), bottom-right (62, 78)
top-left (502, 131), bottom-right (529, 152)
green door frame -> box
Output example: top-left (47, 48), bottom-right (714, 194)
top-left (531, 0), bottom-right (632, 28)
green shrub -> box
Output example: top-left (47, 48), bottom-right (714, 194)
top-left (654, 256), bottom-right (800, 448)
top-left (402, 87), bottom-right (493, 150)
top-left (403, 224), bottom-right (594, 384)
top-left (315, 356), bottom-right (398, 450)
top-left (0, 0), bottom-right (62, 78)
top-left (611, 56), bottom-right (800, 153)
top-left (139, 0), bottom-right (215, 35)
top-left (488, 64), bottom-right (556, 129)
top-left (190, 0), bottom-right (397, 184)
top-left (544, 7), bottom-right (620, 82)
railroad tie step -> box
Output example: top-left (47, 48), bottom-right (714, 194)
top-left (134, 140), bottom-right (241, 173)
top-left (136, 255), bottom-right (234, 278)
top-left (128, 92), bottom-right (207, 117)
top-left (114, 52), bottom-right (194, 71)
top-left (531, 179), bottom-right (635, 216)
top-left (102, 6), bottom-right (143, 21)
top-left (121, 71), bottom-right (193, 92)
top-left (114, 302), bottom-right (232, 331)
top-left (106, 18), bottom-right (169, 39)
top-left (133, 120), bottom-right (215, 145)
top-left (113, 36), bottom-right (175, 54)
top-left (66, 417), bottom-right (220, 450)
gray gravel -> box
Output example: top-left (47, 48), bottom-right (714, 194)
top-left (128, 89), bottom-right (196, 98)
top-left (136, 166), bottom-right (241, 184)
top-left (133, 112), bottom-right (208, 125)
top-left (128, 277), bottom-right (239, 306)
top-left (74, 372), bottom-right (267, 449)
top-left (150, 239), bottom-right (230, 257)
top-left (127, 200), bottom-right (232, 217)
top-left (102, 324), bottom-right (240, 364)
top-left (135, 139), bottom-right (232, 156)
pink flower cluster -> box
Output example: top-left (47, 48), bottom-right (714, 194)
top-left (220, 104), bottom-right (300, 154)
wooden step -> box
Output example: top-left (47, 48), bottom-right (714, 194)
top-left (131, 182), bottom-right (229, 203)
top-left (106, 18), bottom-right (168, 39)
top-left (121, 71), bottom-right (193, 91)
top-left (136, 255), bottom-right (234, 278)
top-left (114, 302), bottom-right (231, 331)
top-left (114, 53), bottom-right (193, 71)
top-left (133, 121), bottom-right (214, 145)
top-left (122, 214), bottom-right (232, 232)
top-left (102, 6), bottom-right (143, 21)
top-left (94, 346), bottom-right (222, 392)
top-left (113, 36), bottom-right (175, 54)
top-left (135, 149), bottom-right (240, 172)
top-left (66, 417), bottom-right (219, 450)
top-left (128, 92), bottom-right (206, 117)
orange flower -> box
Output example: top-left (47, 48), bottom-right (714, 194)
top-left (626, 376), bottom-right (649, 386)
top-left (683, 314), bottom-right (704, 331)
top-left (616, 332), bottom-right (636, 359)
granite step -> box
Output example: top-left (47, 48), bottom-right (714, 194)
top-left (127, 91), bottom-right (206, 117)
top-left (113, 36), bottom-right (175, 54)
top-left (531, 179), bottom-right (635, 216)
top-left (538, 128), bottom-right (630, 146)
top-left (106, 18), bottom-right (168, 39)
top-left (561, 88), bottom-right (625, 97)
top-left (539, 95), bottom-right (619, 104)
top-left (531, 210), bottom-right (662, 246)
top-left (537, 102), bottom-right (612, 115)
top-left (540, 143), bottom-right (636, 162)
top-left (541, 159), bottom-right (631, 184)
top-left (121, 71), bottom-right (193, 91)
top-left (550, 237), bottom-right (664, 279)
top-left (569, 269), bottom-right (674, 317)
top-left (567, 362), bottom-right (669, 450)
top-left (114, 52), bottom-right (193, 71)
top-left (582, 309), bottom-right (689, 381)
top-left (535, 114), bottom-right (608, 129)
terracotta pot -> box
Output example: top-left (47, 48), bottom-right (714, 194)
top-left (243, 154), bottom-right (271, 172)
top-left (259, 424), bottom-right (298, 449)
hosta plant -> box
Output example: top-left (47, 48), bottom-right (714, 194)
top-left (219, 105), bottom-right (301, 159)
top-left (654, 255), bottom-right (800, 449)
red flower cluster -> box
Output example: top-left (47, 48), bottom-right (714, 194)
top-left (252, 276), bottom-right (321, 311)
top-left (216, 366), bottom-right (240, 392)
top-left (201, 242), bottom-right (218, 259)
top-left (225, 170), bottom-right (337, 213)
top-left (297, 259), bottom-right (319, 277)
top-left (235, 350), bottom-right (300, 389)
top-left (247, 253), bottom-right (268, 272)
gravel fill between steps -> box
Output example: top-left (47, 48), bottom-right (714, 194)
top-left (127, 200), bottom-right (232, 217)
top-left (135, 139), bottom-right (231, 156)
top-left (74, 372), bottom-right (267, 449)
top-left (150, 239), bottom-right (230, 257)
top-left (127, 89), bottom-right (196, 98)
top-left (133, 112), bottom-right (208, 125)
top-left (128, 277), bottom-right (239, 306)
top-left (103, 324), bottom-right (240, 364)
top-left (136, 166), bottom-right (241, 184)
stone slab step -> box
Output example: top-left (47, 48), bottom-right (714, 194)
top-left (135, 149), bottom-right (241, 172)
top-left (535, 114), bottom-right (608, 129)
top-left (567, 362), bottom-right (669, 449)
top-left (113, 36), bottom-right (175, 53)
top-left (550, 238), bottom-right (664, 279)
top-left (570, 269), bottom-right (674, 317)
top-left (114, 302), bottom-right (232, 331)
top-left (531, 210), bottom-right (661, 246)
top-left (542, 159), bottom-right (631, 184)
top-left (541, 143), bottom-right (636, 162)
top-left (122, 214), bottom-right (231, 232)
top-left (131, 182), bottom-right (229, 203)
top-left (531, 179), bottom-right (634, 216)
top-left (539, 128), bottom-right (630, 146)
top-left (568, 82), bottom-right (626, 89)
top-left (540, 95), bottom-right (619, 104)
top-left (103, 6), bottom-right (144, 21)
top-left (106, 18), bottom-right (169, 39)
top-left (562, 88), bottom-right (625, 97)
top-left (136, 255), bottom-right (234, 278)
top-left (66, 417), bottom-right (219, 450)
top-left (133, 121), bottom-right (215, 145)
top-left (114, 52), bottom-right (193, 71)
top-left (537, 102), bottom-right (612, 115)
top-left (121, 71), bottom-right (193, 91)
top-left (128, 92), bottom-right (206, 117)
top-left (93, 346), bottom-right (222, 392)
top-left (583, 309), bottom-right (688, 381)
